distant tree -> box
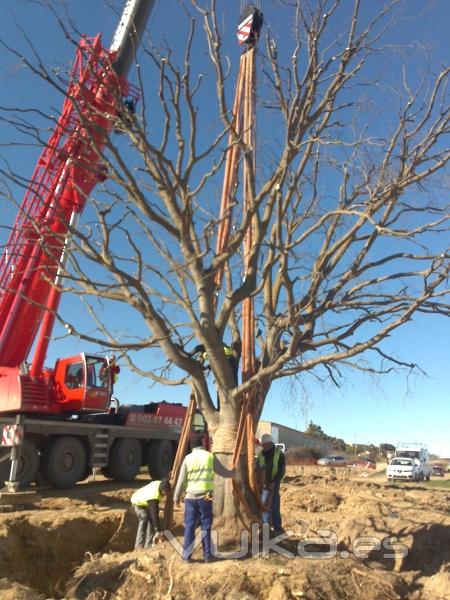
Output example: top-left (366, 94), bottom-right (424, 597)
top-left (305, 421), bottom-right (328, 439)
top-left (305, 423), bottom-right (346, 452)
top-left (380, 443), bottom-right (396, 455)
top-left (332, 438), bottom-right (347, 452)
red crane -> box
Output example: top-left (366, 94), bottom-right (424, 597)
top-left (0, 0), bottom-right (157, 415)
top-left (0, 1), bottom-right (213, 493)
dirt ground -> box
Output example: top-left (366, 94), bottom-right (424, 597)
top-left (0, 466), bottom-right (449, 600)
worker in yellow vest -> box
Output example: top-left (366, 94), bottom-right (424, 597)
top-left (257, 434), bottom-right (286, 533)
top-left (99, 355), bottom-right (121, 393)
top-left (131, 479), bottom-right (171, 549)
top-left (193, 340), bottom-right (241, 411)
top-left (193, 342), bottom-right (240, 387)
top-left (174, 437), bottom-right (215, 562)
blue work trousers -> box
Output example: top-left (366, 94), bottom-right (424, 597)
top-left (261, 484), bottom-right (282, 531)
top-left (183, 497), bottom-right (213, 561)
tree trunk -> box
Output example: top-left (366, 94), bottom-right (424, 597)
top-left (210, 409), bottom-right (259, 550)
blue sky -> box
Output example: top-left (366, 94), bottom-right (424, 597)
top-left (0, 1), bottom-right (449, 457)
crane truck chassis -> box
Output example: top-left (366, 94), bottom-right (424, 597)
top-left (0, 395), bottom-right (206, 490)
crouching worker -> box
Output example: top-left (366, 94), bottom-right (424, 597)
top-left (131, 479), bottom-right (171, 549)
top-left (174, 437), bottom-right (215, 563)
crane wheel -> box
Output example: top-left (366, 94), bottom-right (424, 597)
top-left (0, 439), bottom-right (39, 489)
top-left (108, 438), bottom-right (142, 482)
top-left (41, 436), bottom-right (87, 489)
top-left (147, 440), bottom-right (174, 480)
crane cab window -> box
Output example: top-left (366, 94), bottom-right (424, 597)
top-left (65, 362), bottom-right (83, 389)
top-left (86, 357), bottom-right (109, 389)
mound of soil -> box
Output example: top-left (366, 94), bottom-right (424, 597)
top-left (0, 469), bottom-right (448, 599)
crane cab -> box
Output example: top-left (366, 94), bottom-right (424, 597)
top-left (52, 353), bottom-right (111, 413)
top-left (0, 353), bottom-right (111, 415)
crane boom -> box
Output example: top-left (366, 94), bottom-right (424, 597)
top-left (0, 0), bottom-right (156, 375)
top-left (111, 0), bottom-right (157, 77)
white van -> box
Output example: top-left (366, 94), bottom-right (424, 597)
top-left (394, 444), bottom-right (431, 481)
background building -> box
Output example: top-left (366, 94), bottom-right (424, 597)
top-left (256, 421), bottom-right (332, 455)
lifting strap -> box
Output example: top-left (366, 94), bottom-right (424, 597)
top-left (164, 20), bottom-right (264, 531)
top-left (223, 46), bottom-right (269, 520)
top-left (163, 394), bottom-right (196, 529)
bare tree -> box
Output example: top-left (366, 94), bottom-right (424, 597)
top-left (1, 0), bottom-right (449, 532)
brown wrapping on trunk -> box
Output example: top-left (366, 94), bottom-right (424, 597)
top-left (211, 424), bottom-right (240, 454)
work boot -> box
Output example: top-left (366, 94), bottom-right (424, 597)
top-left (204, 555), bottom-right (218, 563)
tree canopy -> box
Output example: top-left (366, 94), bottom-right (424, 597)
top-left (1, 0), bottom-right (448, 435)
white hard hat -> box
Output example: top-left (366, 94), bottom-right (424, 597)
top-left (261, 434), bottom-right (273, 444)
